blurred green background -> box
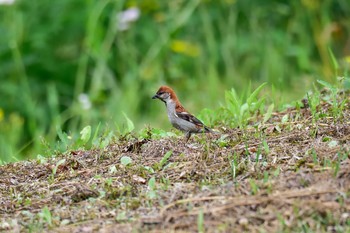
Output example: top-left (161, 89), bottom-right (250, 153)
top-left (0, 0), bottom-right (349, 162)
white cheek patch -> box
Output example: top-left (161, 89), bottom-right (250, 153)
top-left (165, 97), bottom-right (173, 104)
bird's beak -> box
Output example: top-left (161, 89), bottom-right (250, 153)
top-left (152, 94), bottom-right (159, 99)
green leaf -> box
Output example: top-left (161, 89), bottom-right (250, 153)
top-left (109, 165), bottom-right (117, 174)
top-left (52, 159), bottom-right (66, 176)
top-left (36, 154), bottom-right (47, 164)
top-left (147, 190), bottom-right (157, 199)
top-left (80, 125), bottom-right (91, 144)
top-left (263, 140), bottom-right (270, 154)
top-left (143, 166), bottom-right (155, 174)
top-left (281, 114), bottom-right (289, 123)
top-left (163, 162), bottom-right (177, 170)
top-left (317, 80), bottom-right (335, 91)
top-left (148, 177), bottom-right (156, 189)
top-left (91, 122), bottom-right (101, 145)
top-left (147, 177), bottom-right (157, 199)
top-left (123, 112), bottom-right (135, 133)
top-left (328, 140), bottom-right (338, 148)
top-left (99, 131), bottom-right (114, 148)
top-left (197, 208), bottom-right (204, 233)
top-left (158, 151), bottom-right (173, 169)
top-left (56, 126), bottom-right (69, 148)
top-left (247, 82), bottom-right (267, 106)
top-left (40, 206), bottom-right (52, 226)
top-left (120, 156), bottom-right (132, 166)
top-left (327, 47), bottom-right (339, 72)
top-left (225, 89), bottom-right (240, 115)
top-left (263, 104), bottom-right (274, 123)
top-left (240, 103), bottom-right (248, 116)
top-left (116, 211), bottom-right (127, 221)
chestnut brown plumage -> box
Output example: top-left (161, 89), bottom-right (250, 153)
top-left (152, 86), bottom-right (213, 142)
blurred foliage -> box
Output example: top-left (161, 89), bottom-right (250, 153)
top-left (0, 0), bottom-right (349, 162)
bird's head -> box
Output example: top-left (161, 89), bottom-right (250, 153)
top-left (152, 86), bottom-right (177, 104)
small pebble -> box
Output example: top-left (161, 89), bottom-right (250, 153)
top-left (238, 218), bottom-right (248, 226)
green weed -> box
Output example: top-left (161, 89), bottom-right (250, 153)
top-left (198, 208), bottom-right (205, 233)
top-left (1, 1), bottom-right (349, 161)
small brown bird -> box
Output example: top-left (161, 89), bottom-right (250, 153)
top-left (152, 86), bottom-right (213, 142)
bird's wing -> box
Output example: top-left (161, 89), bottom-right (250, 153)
top-left (175, 104), bottom-right (211, 132)
top-left (175, 111), bottom-right (206, 128)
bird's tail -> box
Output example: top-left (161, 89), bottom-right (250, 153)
top-left (204, 126), bottom-right (220, 134)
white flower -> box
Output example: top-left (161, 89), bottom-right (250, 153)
top-left (78, 93), bottom-right (91, 110)
top-left (0, 0), bottom-right (15, 5)
top-left (117, 7), bottom-right (140, 31)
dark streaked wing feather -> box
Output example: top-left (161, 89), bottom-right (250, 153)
top-left (174, 100), bottom-right (211, 133)
top-left (176, 111), bottom-right (205, 127)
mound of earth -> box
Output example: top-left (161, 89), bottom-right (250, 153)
top-left (0, 90), bottom-right (349, 232)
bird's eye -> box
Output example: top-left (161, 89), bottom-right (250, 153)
top-left (158, 92), bottom-right (164, 95)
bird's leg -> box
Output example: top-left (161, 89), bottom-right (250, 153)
top-left (185, 132), bottom-right (191, 142)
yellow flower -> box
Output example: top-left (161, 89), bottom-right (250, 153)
top-left (301, 0), bottom-right (319, 10)
top-left (170, 40), bottom-right (201, 57)
top-left (0, 108), bottom-right (3, 122)
top-left (345, 56), bottom-right (350, 64)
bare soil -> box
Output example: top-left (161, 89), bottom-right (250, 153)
top-left (0, 91), bottom-right (349, 232)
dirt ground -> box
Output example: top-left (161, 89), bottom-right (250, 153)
top-left (0, 91), bottom-right (349, 232)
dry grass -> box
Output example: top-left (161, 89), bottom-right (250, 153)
top-left (0, 91), bottom-right (349, 232)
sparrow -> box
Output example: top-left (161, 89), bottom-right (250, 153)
top-left (152, 85), bottom-right (213, 142)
